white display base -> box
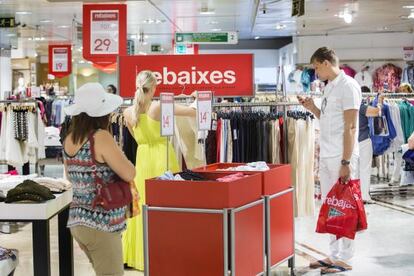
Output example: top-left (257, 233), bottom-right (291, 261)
top-left (0, 189), bottom-right (72, 220)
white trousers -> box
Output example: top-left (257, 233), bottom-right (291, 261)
top-left (358, 139), bottom-right (373, 201)
top-left (320, 155), bottom-right (358, 263)
top-left (392, 150), bottom-right (403, 183)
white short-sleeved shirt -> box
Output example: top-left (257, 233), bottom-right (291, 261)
top-left (319, 71), bottom-right (362, 158)
top-left (354, 71), bottom-right (373, 90)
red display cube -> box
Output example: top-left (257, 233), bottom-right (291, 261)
top-left (193, 163), bottom-right (291, 195)
top-left (146, 171), bottom-right (262, 209)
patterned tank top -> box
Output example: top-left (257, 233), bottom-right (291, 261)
top-left (64, 138), bottom-right (126, 233)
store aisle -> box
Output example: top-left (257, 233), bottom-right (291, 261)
top-left (293, 201), bottom-right (414, 276)
top-left (0, 216), bottom-right (144, 276)
top-left (1, 198), bottom-right (413, 275)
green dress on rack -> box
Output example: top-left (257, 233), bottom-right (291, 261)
top-left (122, 113), bottom-right (180, 270)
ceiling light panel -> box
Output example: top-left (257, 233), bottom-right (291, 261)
top-left (15, 11), bottom-right (32, 15)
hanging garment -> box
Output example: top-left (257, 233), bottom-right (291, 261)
top-left (369, 102), bottom-right (397, 155)
top-left (340, 65), bottom-right (357, 78)
top-left (0, 110), bottom-right (8, 161)
top-left (373, 63), bottom-right (402, 92)
top-left (401, 64), bottom-right (414, 88)
top-left (205, 129), bottom-right (217, 164)
top-left (216, 119), bottom-right (222, 162)
top-left (386, 103), bottom-right (404, 153)
top-left (288, 69), bottom-right (304, 92)
top-left (301, 68), bottom-right (316, 92)
top-left (399, 101), bottom-right (414, 142)
top-left (227, 120), bottom-right (233, 162)
top-left (354, 71), bottom-right (373, 90)
top-left (13, 110), bottom-right (28, 142)
top-left (6, 109), bottom-right (27, 167)
top-left (122, 114), bottom-right (180, 270)
top-left (174, 116), bottom-right (206, 169)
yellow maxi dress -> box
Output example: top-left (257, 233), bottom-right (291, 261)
top-left (122, 114), bottom-right (180, 270)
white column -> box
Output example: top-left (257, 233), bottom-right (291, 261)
top-left (0, 49), bottom-right (12, 100)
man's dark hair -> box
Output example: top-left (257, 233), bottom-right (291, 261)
top-left (310, 47), bottom-right (339, 66)
top-left (107, 84), bottom-right (117, 94)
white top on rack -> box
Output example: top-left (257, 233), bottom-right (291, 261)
top-left (0, 189), bottom-right (72, 220)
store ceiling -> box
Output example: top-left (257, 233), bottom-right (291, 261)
top-left (0, 0), bottom-right (413, 58)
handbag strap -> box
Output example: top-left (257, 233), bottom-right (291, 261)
top-left (88, 132), bottom-right (104, 197)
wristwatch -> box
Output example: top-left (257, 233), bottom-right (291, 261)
top-left (341, 159), bottom-right (350, 166)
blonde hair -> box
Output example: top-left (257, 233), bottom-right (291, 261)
top-left (399, 83), bottom-right (413, 93)
top-left (131, 70), bottom-right (157, 126)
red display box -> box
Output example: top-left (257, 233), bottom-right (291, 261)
top-left (146, 171), bottom-right (262, 209)
top-left (193, 163), bottom-right (291, 195)
top-left (148, 210), bottom-right (226, 276)
top-left (268, 191), bottom-right (294, 267)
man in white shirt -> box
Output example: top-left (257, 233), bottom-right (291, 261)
top-left (298, 47), bottom-right (361, 273)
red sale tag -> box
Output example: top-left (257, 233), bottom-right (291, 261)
top-left (49, 45), bottom-right (71, 78)
top-left (197, 91), bottom-right (213, 131)
top-left (160, 93), bottom-right (174, 136)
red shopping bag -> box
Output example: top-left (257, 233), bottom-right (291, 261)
top-left (348, 179), bottom-right (368, 231)
top-left (316, 179), bottom-right (367, 239)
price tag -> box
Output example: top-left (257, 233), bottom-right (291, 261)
top-left (196, 91), bottom-right (213, 131)
top-left (160, 93), bottom-right (175, 137)
top-left (403, 46), bottom-right (414, 61)
top-left (52, 48), bottom-right (68, 72)
top-left (91, 10), bottom-right (119, 54)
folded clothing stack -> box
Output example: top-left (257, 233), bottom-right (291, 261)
top-left (178, 169), bottom-right (207, 181)
top-left (0, 174), bottom-right (39, 193)
top-left (216, 173), bottom-right (248, 182)
top-left (157, 171), bottom-right (185, 181)
top-left (5, 180), bottom-right (56, 203)
top-left (35, 177), bottom-right (72, 193)
top-left (217, 161), bottom-right (270, 172)
top-left (157, 170), bottom-right (208, 181)
top-left (157, 170), bottom-right (249, 183)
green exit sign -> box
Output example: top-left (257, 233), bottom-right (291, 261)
top-left (151, 44), bottom-right (162, 52)
top-left (175, 32), bottom-right (238, 45)
top-left (0, 17), bottom-right (15, 28)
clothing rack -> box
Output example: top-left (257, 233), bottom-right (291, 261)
top-left (213, 101), bottom-right (301, 108)
top-left (213, 101), bottom-right (303, 163)
top-left (0, 99), bottom-right (40, 175)
top-left (361, 92), bottom-right (414, 97)
top-left (296, 58), bottom-right (404, 66)
top-left (0, 99), bottom-right (38, 104)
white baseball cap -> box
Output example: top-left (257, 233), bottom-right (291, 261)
top-left (65, 82), bottom-right (123, 117)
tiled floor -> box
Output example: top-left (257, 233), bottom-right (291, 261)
top-left (1, 164), bottom-right (413, 275)
top-left (2, 197), bottom-right (413, 276)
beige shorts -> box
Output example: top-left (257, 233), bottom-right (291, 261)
top-left (70, 226), bottom-right (124, 276)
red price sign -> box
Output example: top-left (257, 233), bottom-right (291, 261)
top-left (160, 93), bottom-right (174, 136)
top-left (94, 38), bottom-right (112, 52)
top-left (90, 10), bottom-right (119, 54)
top-left (162, 115), bottom-right (170, 128)
top-left (197, 91), bottom-right (213, 130)
top-left (51, 46), bottom-right (71, 73)
top-left (199, 111), bottom-right (207, 124)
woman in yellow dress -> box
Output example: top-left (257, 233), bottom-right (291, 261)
top-left (122, 70), bottom-right (197, 270)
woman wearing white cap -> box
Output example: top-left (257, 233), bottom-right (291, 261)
top-left (122, 70), bottom-right (196, 270)
top-left (63, 82), bottom-right (136, 276)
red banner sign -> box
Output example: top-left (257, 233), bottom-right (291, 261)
top-left (119, 54), bottom-right (254, 97)
top-left (48, 45), bottom-right (72, 78)
top-left (83, 4), bottom-right (127, 66)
